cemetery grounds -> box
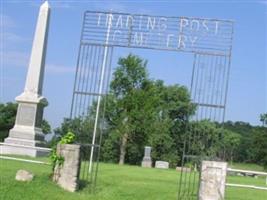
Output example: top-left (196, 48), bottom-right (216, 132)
top-left (0, 156), bottom-right (266, 200)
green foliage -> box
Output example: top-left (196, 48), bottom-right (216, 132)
top-left (186, 120), bottom-right (221, 158)
top-left (260, 113), bottom-right (267, 127)
top-left (54, 117), bottom-right (95, 144)
top-left (219, 129), bottom-right (241, 163)
top-left (50, 148), bottom-right (64, 170)
top-left (59, 131), bottom-right (76, 144)
top-left (110, 54), bottom-right (148, 97)
top-left (0, 102), bottom-right (17, 141)
top-left (101, 132), bottom-right (120, 163)
top-left (50, 131), bottom-right (76, 170)
top-left (250, 127), bottom-right (267, 169)
top-left (54, 55), bottom-right (267, 169)
top-left (223, 120), bottom-right (267, 168)
top-left (101, 54), bottom-right (195, 166)
top-left (41, 119), bottom-right (52, 135)
top-left (54, 118), bottom-right (82, 137)
top-left (106, 54), bottom-right (151, 164)
top-left (55, 55), bottom-right (195, 167)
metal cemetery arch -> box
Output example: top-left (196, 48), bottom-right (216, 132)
top-left (70, 11), bottom-right (234, 198)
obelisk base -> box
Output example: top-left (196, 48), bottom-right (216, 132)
top-left (141, 157), bottom-right (152, 168)
top-left (0, 143), bottom-right (51, 157)
top-left (2, 95), bottom-right (50, 157)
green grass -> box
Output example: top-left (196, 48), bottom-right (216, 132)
top-left (229, 162), bottom-right (267, 172)
top-left (0, 157), bottom-right (266, 200)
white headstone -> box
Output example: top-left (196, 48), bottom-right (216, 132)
top-left (155, 161), bottom-right (169, 169)
top-left (0, 1), bottom-right (51, 157)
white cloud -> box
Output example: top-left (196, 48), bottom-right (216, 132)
top-left (92, 1), bottom-right (128, 12)
top-left (0, 14), bottom-right (16, 29)
top-left (1, 50), bottom-right (29, 67)
top-left (260, 0), bottom-right (267, 5)
top-left (52, 2), bottom-right (72, 9)
top-left (1, 14), bottom-right (31, 69)
top-left (29, 1), bottom-right (73, 9)
top-left (0, 14), bottom-right (74, 75)
top-left (2, 32), bottom-right (31, 44)
top-left (1, 14), bottom-right (31, 48)
top-left (46, 64), bottom-right (75, 74)
top-left (1, 50), bottom-right (75, 75)
top-left (136, 8), bottom-right (153, 15)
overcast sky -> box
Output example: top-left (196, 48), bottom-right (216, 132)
top-left (1, 0), bottom-right (266, 129)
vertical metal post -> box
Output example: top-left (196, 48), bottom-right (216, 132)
top-left (88, 14), bottom-right (112, 173)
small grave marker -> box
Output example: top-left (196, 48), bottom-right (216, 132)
top-left (155, 161), bottom-right (169, 169)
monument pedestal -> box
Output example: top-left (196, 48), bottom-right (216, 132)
top-left (142, 158), bottom-right (152, 168)
top-left (141, 146), bottom-right (152, 168)
top-left (1, 96), bottom-right (51, 157)
top-left (0, 143), bottom-right (50, 157)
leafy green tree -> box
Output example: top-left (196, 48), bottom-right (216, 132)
top-left (144, 80), bottom-right (195, 166)
top-left (108, 54), bottom-right (150, 165)
top-left (220, 129), bottom-right (241, 163)
top-left (186, 120), bottom-right (221, 158)
top-left (260, 113), bottom-right (267, 127)
top-left (223, 121), bottom-right (253, 162)
top-left (102, 55), bottom-right (195, 166)
top-left (250, 127), bottom-right (267, 168)
top-left (54, 117), bottom-right (95, 142)
top-left (41, 119), bottom-right (52, 135)
top-left (223, 120), bottom-right (267, 168)
top-left (0, 102), bottom-right (17, 141)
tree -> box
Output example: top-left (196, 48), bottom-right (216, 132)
top-left (54, 55), bottom-right (195, 167)
top-left (145, 80), bottom-right (195, 167)
top-left (0, 102), bottom-right (17, 141)
top-left (101, 55), bottom-right (195, 166)
top-left (185, 120), bottom-right (221, 158)
top-left (220, 129), bottom-right (241, 163)
top-left (260, 113), bottom-right (267, 127)
top-left (109, 54), bottom-right (149, 165)
top-left (41, 119), bottom-right (52, 135)
top-left (54, 117), bottom-right (96, 142)
top-left (223, 120), bottom-right (253, 162)
top-left (250, 127), bottom-right (267, 169)
top-left (223, 120), bottom-right (267, 167)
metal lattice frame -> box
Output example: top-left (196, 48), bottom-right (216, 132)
top-left (70, 11), bottom-right (234, 197)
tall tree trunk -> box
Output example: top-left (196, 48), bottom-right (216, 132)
top-left (119, 133), bottom-right (128, 165)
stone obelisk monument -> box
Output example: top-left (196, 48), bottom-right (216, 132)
top-left (0, 1), bottom-right (51, 157)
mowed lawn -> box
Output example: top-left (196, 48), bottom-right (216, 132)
top-left (0, 157), bottom-right (267, 200)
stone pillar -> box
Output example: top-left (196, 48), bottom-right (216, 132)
top-left (198, 161), bottom-right (228, 200)
top-left (141, 146), bottom-right (152, 168)
top-left (53, 144), bottom-right (81, 192)
top-left (0, 1), bottom-right (50, 157)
